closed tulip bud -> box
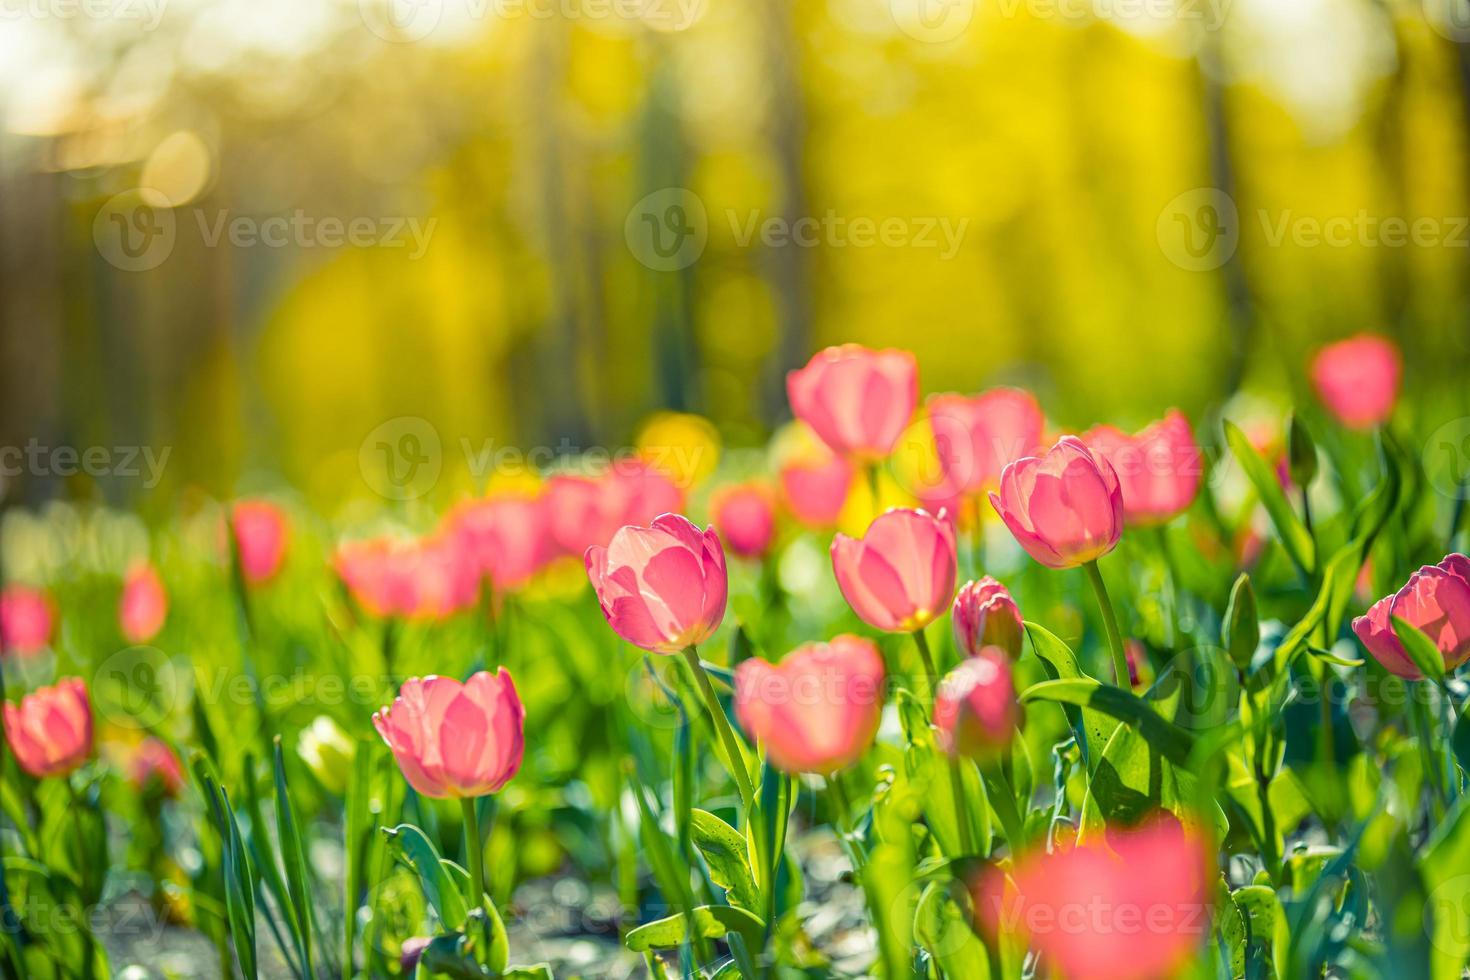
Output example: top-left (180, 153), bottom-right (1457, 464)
top-left (787, 345), bottom-right (918, 461)
top-left (952, 577), bottom-right (1023, 660)
top-left (373, 670), bottom-right (525, 799)
top-left (734, 635), bottom-right (885, 774)
top-left (1082, 411), bottom-right (1202, 527)
top-left (1310, 334), bottom-right (1401, 430)
top-left (990, 437), bottom-right (1124, 569)
top-left (1352, 554), bottom-right (1470, 679)
top-left (933, 651), bottom-right (1021, 758)
top-left (297, 715), bottom-right (357, 795)
top-left (231, 500), bottom-right (290, 586)
top-left (119, 562), bottom-right (168, 645)
top-left (1, 585), bottom-right (54, 656)
top-left (585, 514), bottom-right (727, 654)
top-left (832, 508), bottom-right (958, 633)
top-left (4, 678), bottom-right (93, 779)
top-left (710, 483), bottom-right (778, 560)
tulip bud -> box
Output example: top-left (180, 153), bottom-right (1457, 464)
top-left (297, 716), bottom-right (357, 795)
top-left (1352, 553), bottom-right (1470, 679)
top-left (585, 515), bottom-right (727, 655)
top-left (787, 344), bottom-right (918, 461)
top-left (990, 437), bottom-right (1124, 569)
top-left (934, 651), bottom-right (1021, 759)
top-left (119, 562), bottom-right (168, 645)
top-left (4, 678), bottom-right (93, 779)
top-left (1222, 574), bottom-right (1258, 672)
top-left (952, 578), bottom-right (1024, 660)
top-left (831, 508), bottom-right (958, 633)
top-left (1310, 334), bottom-right (1401, 430)
top-left (373, 670), bottom-right (525, 799)
top-left (1286, 414), bottom-right (1318, 489)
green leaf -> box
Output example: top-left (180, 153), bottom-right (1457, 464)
top-left (1393, 616), bottom-right (1446, 681)
top-left (1223, 574), bottom-right (1260, 672)
top-left (343, 740), bottom-right (379, 980)
top-left (384, 824), bottom-right (469, 930)
top-left (689, 810), bottom-right (761, 913)
top-left (273, 737), bottom-right (318, 979)
top-left (1224, 420), bottom-right (1315, 578)
top-left (624, 905), bottom-right (765, 953)
top-left (1423, 795), bottom-right (1470, 980)
top-left (914, 879), bottom-right (991, 979)
top-left (1018, 678), bottom-right (1197, 767)
top-left (1022, 622), bottom-right (1116, 769)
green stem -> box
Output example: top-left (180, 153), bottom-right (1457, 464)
top-left (981, 765), bottom-right (1025, 852)
top-left (1153, 526), bottom-right (1182, 649)
top-left (681, 646), bottom-right (756, 811)
top-left (947, 757), bottom-right (976, 856)
top-left (866, 463), bottom-right (881, 509)
top-left (460, 798), bottom-right (491, 934)
top-left (1083, 560), bottom-right (1129, 688)
top-left (912, 627), bottom-right (939, 703)
top-left (1413, 685), bottom-right (1448, 818)
top-left (826, 772), bottom-right (867, 869)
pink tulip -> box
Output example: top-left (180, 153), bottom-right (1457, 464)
top-left (952, 577), bottom-right (1023, 660)
top-left (119, 562), bottom-right (168, 645)
top-left (231, 500), bottom-right (290, 585)
top-left (1310, 334), bottom-right (1401, 430)
top-left (128, 737), bottom-right (185, 796)
top-left (3, 678), bottom-right (93, 779)
top-left (446, 494), bottom-right (549, 592)
top-left (335, 535), bottom-right (478, 621)
top-left (990, 437), bottom-right (1124, 570)
top-left (1352, 554), bottom-right (1470, 679)
top-left (925, 388), bottom-right (1045, 498)
top-left (734, 634), bottom-right (885, 774)
top-left (373, 669), bottom-right (525, 799)
top-left (779, 439), bottom-right (854, 529)
top-left (0, 585), bottom-right (53, 656)
top-left (710, 483), bottom-right (778, 560)
top-left (934, 649), bottom-right (1021, 758)
top-left (976, 814), bottom-right (1212, 980)
top-left (546, 461), bottom-right (686, 558)
top-left (787, 345), bottom-right (918, 460)
top-left (832, 508), bottom-right (957, 633)
top-left (585, 514), bottom-right (727, 654)
top-left (1083, 410), bottom-right (1202, 526)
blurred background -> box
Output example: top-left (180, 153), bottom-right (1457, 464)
top-left (3, 0), bottom-right (1470, 513)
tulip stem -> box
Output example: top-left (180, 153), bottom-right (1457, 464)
top-left (912, 627), bottom-right (938, 703)
top-left (461, 798), bottom-right (492, 942)
top-left (866, 464), bottom-right (881, 509)
top-left (1083, 561), bottom-right (1129, 688)
top-left (682, 646), bottom-right (756, 811)
top-left (948, 756), bottom-right (976, 856)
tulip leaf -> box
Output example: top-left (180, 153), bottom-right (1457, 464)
top-left (1018, 678), bottom-right (1196, 767)
top-left (1392, 616), bottom-right (1445, 682)
top-left (624, 905), bottom-right (765, 953)
top-left (273, 737), bottom-right (318, 980)
top-left (1022, 622), bottom-right (1116, 770)
top-left (1223, 420), bottom-right (1315, 578)
top-left (199, 772), bottom-right (259, 980)
top-left (914, 879), bottom-right (990, 979)
top-left (384, 824), bottom-right (469, 930)
top-left (1423, 796), bottom-right (1470, 980)
top-left (689, 809), bottom-right (761, 913)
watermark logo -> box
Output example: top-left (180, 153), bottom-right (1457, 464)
top-left (625, 187), bottom-right (708, 272)
top-left (1424, 0), bottom-right (1470, 42)
top-left (360, 417), bottom-right (444, 500)
top-left (93, 645), bottom-right (184, 730)
top-left (0, 440), bottom-right (171, 488)
top-left (1156, 188), bottom-right (1238, 272)
top-left (0, 0), bottom-right (168, 29)
top-left (890, 0), bottom-right (975, 42)
top-left (360, 0), bottom-right (443, 41)
top-left (1425, 417), bottom-right (1470, 502)
top-left (93, 191), bottom-right (176, 272)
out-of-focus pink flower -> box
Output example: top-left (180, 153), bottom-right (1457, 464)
top-left (545, 461), bottom-right (686, 558)
top-left (1124, 639), bottom-right (1154, 691)
top-left (990, 437), bottom-right (1124, 570)
top-left (975, 814), bottom-right (1212, 980)
top-left (1310, 334), bottom-right (1401, 430)
top-left (710, 483), bottom-right (778, 560)
top-left (335, 535), bottom-right (478, 621)
top-left (128, 737), bottom-right (185, 796)
top-left (1352, 554), bottom-right (1470, 679)
top-left (778, 432), bottom-right (855, 529)
top-left (934, 650), bottom-right (1021, 758)
top-left (231, 500), bottom-right (290, 586)
top-left (4, 678), bottom-right (93, 779)
top-left (832, 508), bottom-right (957, 633)
top-left (1083, 411), bottom-right (1202, 526)
top-left (734, 634), bottom-right (885, 774)
top-left (787, 345), bottom-right (917, 460)
top-left (373, 669), bottom-right (524, 799)
top-left (925, 388), bottom-right (1046, 499)
top-left (119, 563), bottom-right (168, 645)
top-left (0, 585), bottom-right (53, 656)
top-left (585, 514), bottom-right (727, 654)
top-left (952, 577), bottom-right (1023, 660)
top-left (400, 937), bottom-right (433, 973)
top-left (445, 494), bottom-right (549, 592)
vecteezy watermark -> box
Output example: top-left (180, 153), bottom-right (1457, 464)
top-left (360, 417), bottom-right (445, 502)
top-left (0, 440), bottom-right (170, 488)
top-left (94, 192), bottom-right (437, 272)
top-left (357, 0), bottom-right (704, 43)
top-left (889, 0), bottom-right (975, 42)
top-left (1423, 0), bottom-right (1470, 43)
top-left (888, 0), bottom-right (1230, 42)
top-left (0, 0), bottom-right (166, 28)
top-left (1424, 417), bottom-right (1470, 501)
top-left (1156, 188), bottom-right (1240, 272)
top-left (624, 187), bottom-right (969, 272)
top-left (11, 895), bottom-right (170, 945)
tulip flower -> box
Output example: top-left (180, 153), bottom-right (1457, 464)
top-left (231, 500), bottom-right (289, 586)
top-left (335, 535), bottom-right (478, 622)
top-left (546, 461), bottom-right (686, 558)
top-left (297, 715), bottom-right (357, 795)
top-left (1082, 410), bottom-right (1202, 527)
top-left (778, 428), bottom-right (855, 529)
top-left (128, 737), bottom-right (185, 796)
top-left (924, 387), bottom-right (1045, 499)
top-left (1310, 334), bottom-right (1401, 430)
top-left (934, 650), bottom-right (1021, 759)
top-left (4, 678), bottom-right (93, 778)
top-left (119, 562), bottom-right (168, 645)
top-left (446, 494), bottom-right (549, 593)
top-left (952, 577), bottom-right (1023, 660)
top-left (733, 635), bottom-right (885, 775)
top-left (373, 670), bottom-right (525, 799)
top-left (976, 815), bottom-right (1212, 980)
top-left (831, 508), bottom-right (958, 635)
top-left (0, 584), bottom-right (53, 656)
top-left (787, 345), bottom-right (917, 461)
top-left (1352, 554), bottom-right (1470, 679)
top-left (710, 483), bottom-right (778, 560)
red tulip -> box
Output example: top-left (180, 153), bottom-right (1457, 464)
top-left (1083, 410), bottom-right (1202, 526)
top-left (952, 577), bottom-right (1023, 660)
top-left (231, 500), bottom-right (290, 585)
top-left (976, 814), bottom-right (1212, 980)
top-left (934, 649), bottom-right (1021, 758)
top-left (734, 634), bottom-right (885, 774)
top-left (128, 737), bottom-right (185, 796)
top-left (925, 387), bottom-right (1045, 498)
top-left (710, 483), bottom-right (778, 560)
top-left (0, 585), bottom-right (53, 656)
top-left (1310, 334), bottom-right (1401, 430)
top-left (1352, 554), bottom-right (1470, 679)
top-left (787, 345), bottom-right (917, 460)
top-left (445, 494), bottom-right (549, 592)
top-left (373, 669), bottom-right (525, 799)
top-left (4, 678), bottom-right (93, 779)
top-left (119, 562), bottom-right (168, 645)
top-left (546, 460), bottom-right (686, 557)
top-left (585, 514), bottom-right (727, 654)
top-left (990, 437), bottom-right (1124, 570)
top-left (335, 535), bottom-right (478, 621)
top-left (778, 432), bottom-right (855, 529)
top-left (832, 508), bottom-right (957, 633)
